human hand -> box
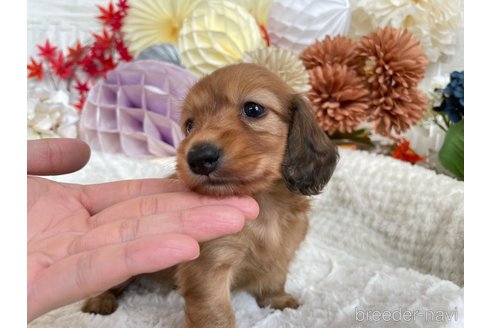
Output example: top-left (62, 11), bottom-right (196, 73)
top-left (27, 139), bottom-right (259, 322)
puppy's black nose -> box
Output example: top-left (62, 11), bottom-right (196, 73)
top-left (187, 143), bottom-right (222, 176)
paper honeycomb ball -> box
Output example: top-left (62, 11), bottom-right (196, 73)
top-left (178, 0), bottom-right (263, 76)
top-left (243, 47), bottom-right (309, 93)
top-left (123, 0), bottom-right (201, 55)
top-left (232, 0), bottom-right (273, 26)
top-left (79, 60), bottom-right (196, 158)
top-left (135, 43), bottom-right (183, 67)
top-left (267, 0), bottom-right (351, 52)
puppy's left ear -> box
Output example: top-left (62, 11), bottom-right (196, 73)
top-left (282, 95), bottom-right (339, 195)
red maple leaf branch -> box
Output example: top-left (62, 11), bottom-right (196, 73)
top-left (67, 40), bottom-right (86, 62)
top-left (117, 0), bottom-right (130, 13)
top-left (50, 52), bottom-right (75, 79)
top-left (27, 58), bottom-right (44, 80)
top-left (97, 1), bottom-right (125, 31)
top-left (28, 0), bottom-right (134, 110)
top-left (37, 40), bottom-right (58, 60)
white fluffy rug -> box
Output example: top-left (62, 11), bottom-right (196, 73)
top-left (29, 148), bottom-right (464, 328)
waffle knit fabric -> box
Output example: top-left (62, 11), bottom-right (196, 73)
top-left (30, 148), bottom-right (463, 328)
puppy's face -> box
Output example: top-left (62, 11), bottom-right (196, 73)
top-left (176, 63), bottom-right (338, 197)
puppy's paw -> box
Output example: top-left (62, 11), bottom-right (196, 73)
top-left (256, 292), bottom-right (299, 310)
top-left (81, 291), bottom-right (118, 315)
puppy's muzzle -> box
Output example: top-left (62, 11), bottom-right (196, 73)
top-left (187, 143), bottom-right (222, 176)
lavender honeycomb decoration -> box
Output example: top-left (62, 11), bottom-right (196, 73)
top-left (79, 60), bottom-right (197, 158)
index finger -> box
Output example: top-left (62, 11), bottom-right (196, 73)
top-left (76, 178), bottom-right (189, 214)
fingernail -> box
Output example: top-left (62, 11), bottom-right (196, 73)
top-left (242, 197), bottom-right (260, 220)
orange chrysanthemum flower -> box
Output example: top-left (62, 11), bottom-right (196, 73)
top-left (357, 27), bottom-right (429, 137)
top-left (308, 63), bottom-right (370, 134)
top-left (300, 35), bottom-right (360, 70)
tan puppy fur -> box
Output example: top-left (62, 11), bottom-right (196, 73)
top-left (82, 63), bottom-right (338, 328)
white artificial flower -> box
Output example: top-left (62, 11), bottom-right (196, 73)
top-left (27, 86), bottom-right (80, 139)
top-left (348, 0), bottom-right (462, 62)
top-left (427, 75), bottom-right (451, 109)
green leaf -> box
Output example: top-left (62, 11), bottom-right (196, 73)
top-left (438, 120), bottom-right (464, 180)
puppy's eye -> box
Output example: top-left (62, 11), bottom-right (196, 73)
top-left (185, 120), bottom-right (193, 135)
top-left (243, 102), bottom-right (265, 118)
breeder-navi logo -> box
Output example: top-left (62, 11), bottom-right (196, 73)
top-left (355, 307), bottom-right (459, 323)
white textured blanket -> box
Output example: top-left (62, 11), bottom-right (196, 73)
top-left (29, 149), bottom-right (464, 328)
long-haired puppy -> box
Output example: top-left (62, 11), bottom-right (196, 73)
top-left (82, 63), bottom-right (338, 327)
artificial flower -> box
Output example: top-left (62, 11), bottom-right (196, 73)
top-left (307, 63), bottom-right (369, 134)
top-left (27, 86), bottom-right (80, 139)
top-left (434, 71), bottom-right (464, 123)
top-left (391, 139), bottom-right (426, 164)
top-left (300, 35), bottom-right (359, 70)
top-left (427, 71), bottom-right (464, 180)
top-left (348, 0), bottom-right (462, 62)
top-left (123, 0), bottom-right (201, 55)
top-left (426, 75), bottom-right (450, 110)
top-left (357, 27), bottom-right (428, 137)
top-left (357, 27), bottom-right (428, 89)
top-left (368, 87), bottom-right (428, 137)
top-left (243, 47), bottom-right (309, 93)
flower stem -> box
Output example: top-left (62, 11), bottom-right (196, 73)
top-left (433, 115), bottom-right (448, 132)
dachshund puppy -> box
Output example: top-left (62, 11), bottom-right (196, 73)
top-left (82, 63), bottom-right (338, 328)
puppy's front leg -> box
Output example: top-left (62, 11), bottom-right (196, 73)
top-left (176, 263), bottom-right (235, 328)
top-left (253, 269), bottom-right (299, 311)
top-left (81, 278), bottom-right (134, 315)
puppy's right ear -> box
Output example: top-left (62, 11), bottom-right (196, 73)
top-left (282, 95), bottom-right (339, 195)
